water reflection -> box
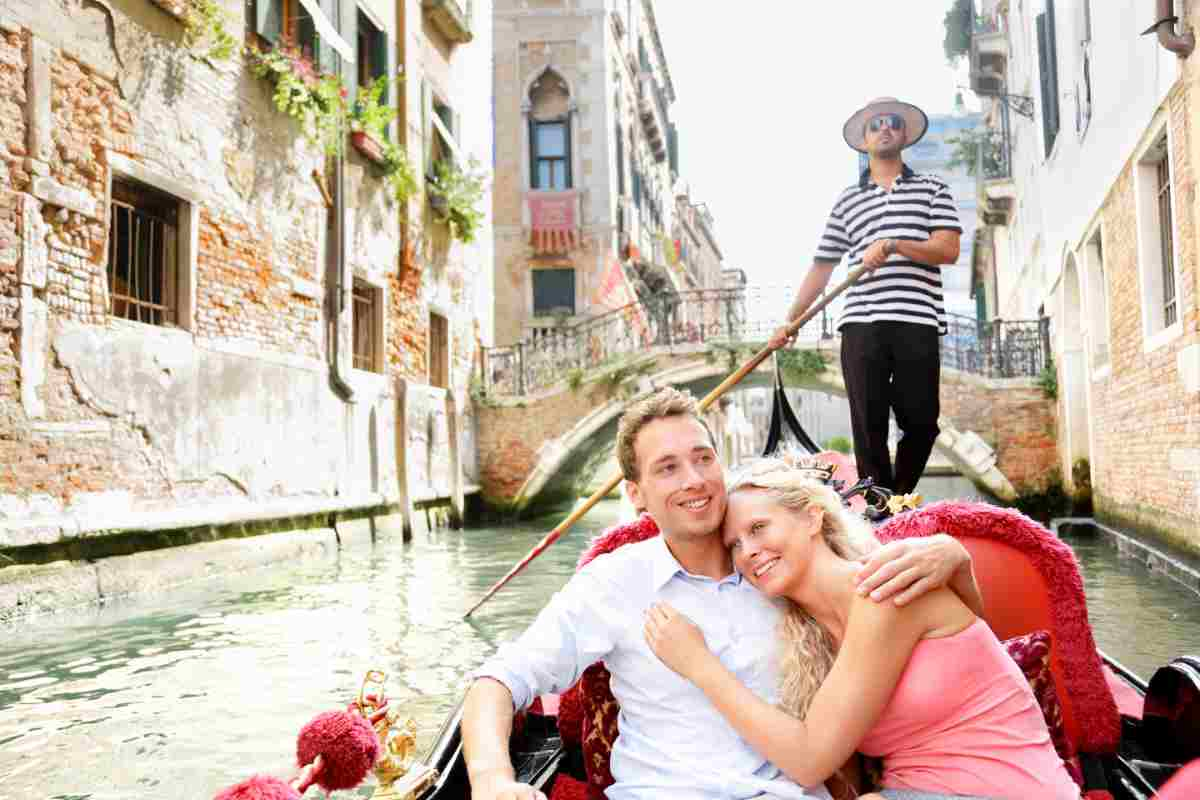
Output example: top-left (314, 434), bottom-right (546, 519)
top-left (1062, 531), bottom-right (1200, 678)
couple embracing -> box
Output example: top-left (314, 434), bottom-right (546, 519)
top-left (462, 387), bottom-right (1079, 800)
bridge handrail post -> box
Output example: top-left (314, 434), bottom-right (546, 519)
top-left (517, 340), bottom-right (526, 396)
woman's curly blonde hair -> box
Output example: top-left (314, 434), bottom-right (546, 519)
top-left (727, 457), bottom-right (879, 719)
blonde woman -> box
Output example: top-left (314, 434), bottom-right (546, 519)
top-left (643, 459), bottom-right (1080, 800)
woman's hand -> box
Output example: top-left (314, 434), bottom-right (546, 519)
top-left (643, 602), bottom-right (715, 681)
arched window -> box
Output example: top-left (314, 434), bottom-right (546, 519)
top-left (528, 70), bottom-right (572, 190)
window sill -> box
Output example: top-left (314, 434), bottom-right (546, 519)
top-left (1143, 320), bottom-right (1183, 355)
top-left (349, 367), bottom-right (391, 394)
top-left (1091, 363), bottom-right (1111, 381)
top-left (108, 316), bottom-right (193, 340)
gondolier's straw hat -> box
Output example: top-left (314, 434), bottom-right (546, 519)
top-left (843, 96), bottom-right (929, 154)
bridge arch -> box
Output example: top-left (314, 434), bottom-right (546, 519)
top-left (501, 352), bottom-right (1019, 513)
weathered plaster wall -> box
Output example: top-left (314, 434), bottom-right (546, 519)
top-left (0, 0), bottom-right (406, 523)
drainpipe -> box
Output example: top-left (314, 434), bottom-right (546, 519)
top-left (328, 65), bottom-right (354, 401)
top-left (1144, 0), bottom-right (1195, 57)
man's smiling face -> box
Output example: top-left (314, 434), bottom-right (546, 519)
top-left (864, 112), bottom-right (905, 159)
top-left (625, 415), bottom-right (727, 545)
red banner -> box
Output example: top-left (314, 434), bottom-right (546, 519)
top-left (527, 190), bottom-right (579, 253)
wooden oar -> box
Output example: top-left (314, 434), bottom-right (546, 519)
top-left (462, 263), bottom-right (872, 619)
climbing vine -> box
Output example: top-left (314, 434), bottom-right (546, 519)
top-left (182, 0), bottom-right (237, 61)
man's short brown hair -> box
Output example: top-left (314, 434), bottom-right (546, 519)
top-left (616, 387), bottom-right (714, 481)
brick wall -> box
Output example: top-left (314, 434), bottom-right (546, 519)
top-left (476, 351), bottom-right (1057, 508)
top-left (1078, 80), bottom-right (1200, 550)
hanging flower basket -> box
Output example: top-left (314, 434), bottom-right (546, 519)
top-left (350, 130), bottom-right (387, 166)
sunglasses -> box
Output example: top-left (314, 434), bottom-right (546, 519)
top-left (867, 113), bottom-right (906, 133)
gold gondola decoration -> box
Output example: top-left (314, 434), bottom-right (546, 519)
top-left (356, 670), bottom-right (440, 800)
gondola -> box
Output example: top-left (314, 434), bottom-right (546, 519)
top-left (387, 375), bottom-right (1200, 800)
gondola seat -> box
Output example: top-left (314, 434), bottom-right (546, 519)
top-left (875, 500), bottom-right (1121, 798)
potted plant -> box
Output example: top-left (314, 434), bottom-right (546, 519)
top-left (249, 40), bottom-right (347, 154)
top-left (348, 76), bottom-right (396, 167)
top-left (427, 158), bottom-right (487, 243)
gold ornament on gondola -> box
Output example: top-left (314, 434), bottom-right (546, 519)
top-left (356, 669), bottom-right (439, 800)
top-left (884, 492), bottom-right (922, 516)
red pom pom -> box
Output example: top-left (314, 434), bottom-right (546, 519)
top-left (296, 710), bottom-right (380, 791)
top-left (212, 775), bottom-right (301, 800)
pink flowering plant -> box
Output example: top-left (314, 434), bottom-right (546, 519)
top-left (249, 40), bottom-right (348, 154)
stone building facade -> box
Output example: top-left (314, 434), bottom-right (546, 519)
top-left (0, 0), bottom-right (493, 544)
top-left (491, 0), bottom-right (722, 348)
top-left (968, 0), bottom-right (1199, 550)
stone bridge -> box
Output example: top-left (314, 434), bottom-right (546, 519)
top-left (476, 334), bottom-right (1057, 514)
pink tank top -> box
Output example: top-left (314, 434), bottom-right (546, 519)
top-left (857, 618), bottom-right (1080, 799)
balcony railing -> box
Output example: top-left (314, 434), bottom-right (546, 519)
top-left (422, 0), bottom-right (473, 44)
top-left (942, 314), bottom-right (1051, 379)
top-left (478, 289), bottom-right (1051, 398)
top-left (969, 2), bottom-right (1007, 94)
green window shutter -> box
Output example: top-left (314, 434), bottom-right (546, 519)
top-left (254, 0), bottom-right (283, 44)
top-left (372, 28), bottom-right (389, 86)
top-left (667, 123), bottom-right (678, 175)
top-left (564, 116), bottom-right (573, 188)
top-left (529, 119), bottom-right (539, 188)
top-left (383, 33), bottom-right (397, 137)
top-left (422, 80), bottom-right (433, 176)
top-left (452, 109), bottom-right (462, 168)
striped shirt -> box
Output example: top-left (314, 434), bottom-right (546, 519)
top-left (815, 164), bottom-right (962, 334)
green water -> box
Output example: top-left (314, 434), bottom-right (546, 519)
top-left (0, 482), bottom-right (1197, 799)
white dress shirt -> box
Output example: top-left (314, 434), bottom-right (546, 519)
top-left (475, 535), bottom-right (832, 800)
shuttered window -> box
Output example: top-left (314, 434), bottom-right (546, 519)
top-left (252, 0), bottom-right (352, 90)
top-left (532, 268), bottom-right (576, 316)
top-left (356, 10), bottom-right (388, 101)
top-left (1036, 1), bottom-right (1060, 157)
top-left (530, 119), bottom-right (571, 190)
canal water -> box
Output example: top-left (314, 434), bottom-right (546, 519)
top-left (1, 479), bottom-right (1199, 799)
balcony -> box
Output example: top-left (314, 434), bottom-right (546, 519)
top-left (974, 125), bottom-right (1013, 224)
top-left (422, 0), bottom-right (473, 44)
top-left (969, 12), bottom-right (1008, 95)
top-left (637, 72), bottom-right (668, 163)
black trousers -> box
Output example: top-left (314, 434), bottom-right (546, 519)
top-left (840, 322), bottom-right (941, 495)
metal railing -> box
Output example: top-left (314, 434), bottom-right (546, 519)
top-left (480, 288), bottom-right (1051, 397)
top-left (942, 313), bottom-right (1051, 379)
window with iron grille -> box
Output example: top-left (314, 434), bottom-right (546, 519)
top-left (352, 278), bottom-right (380, 372)
top-left (1157, 156), bottom-right (1177, 327)
top-left (1135, 129), bottom-right (1181, 342)
top-left (108, 179), bottom-right (180, 327)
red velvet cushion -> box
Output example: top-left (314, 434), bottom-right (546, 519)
top-left (556, 684), bottom-right (584, 746)
top-left (547, 773), bottom-right (590, 800)
top-left (579, 663), bottom-right (619, 798)
top-left (1003, 629), bottom-right (1084, 787)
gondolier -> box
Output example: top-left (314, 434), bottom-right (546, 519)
top-left (769, 96), bottom-right (962, 496)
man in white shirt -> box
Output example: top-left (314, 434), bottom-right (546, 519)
top-left (463, 388), bottom-right (983, 800)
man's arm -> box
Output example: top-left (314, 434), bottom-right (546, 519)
top-left (462, 567), bottom-right (620, 800)
top-left (861, 230), bottom-right (961, 270)
top-left (463, 679), bottom-right (545, 800)
top-left (854, 534), bottom-right (985, 618)
top-left (768, 261), bottom-right (836, 349)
